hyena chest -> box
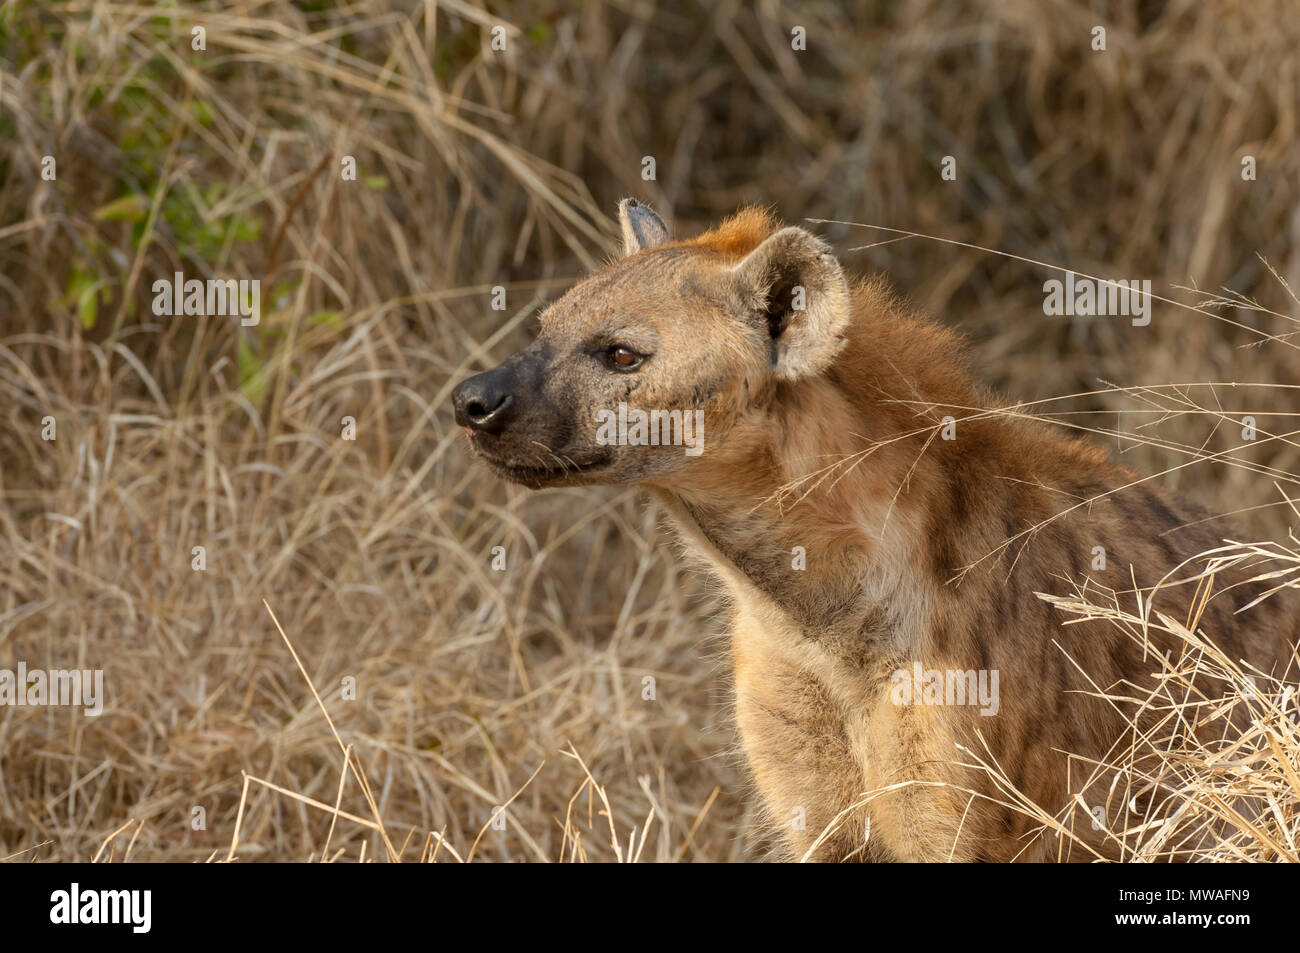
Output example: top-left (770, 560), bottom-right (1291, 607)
top-left (728, 597), bottom-right (973, 861)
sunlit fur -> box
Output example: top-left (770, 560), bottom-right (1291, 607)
top-left (468, 206), bottom-right (1299, 861)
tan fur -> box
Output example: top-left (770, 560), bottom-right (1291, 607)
top-left (455, 205), bottom-right (1299, 862)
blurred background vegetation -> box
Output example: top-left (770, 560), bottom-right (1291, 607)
top-left (0, 0), bottom-right (1297, 861)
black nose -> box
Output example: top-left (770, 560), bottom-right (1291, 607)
top-left (452, 370), bottom-right (515, 434)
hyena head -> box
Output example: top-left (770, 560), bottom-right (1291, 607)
top-left (452, 200), bottom-right (852, 488)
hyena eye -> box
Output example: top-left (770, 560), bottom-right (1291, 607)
top-left (606, 345), bottom-right (645, 370)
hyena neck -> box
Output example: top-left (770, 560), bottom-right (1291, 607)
top-left (652, 379), bottom-right (959, 645)
top-left (652, 298), bottom-right (1047, 649)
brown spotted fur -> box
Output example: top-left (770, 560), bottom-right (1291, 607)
top-left (453, 204), bottom-right (1298, 862)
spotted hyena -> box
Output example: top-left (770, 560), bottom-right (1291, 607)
top-left (452, 200), bottom-right (1297, 861)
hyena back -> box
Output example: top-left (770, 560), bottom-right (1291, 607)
top-left (452, 201), bottom-right (1297, 861)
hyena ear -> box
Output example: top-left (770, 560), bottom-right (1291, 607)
top-left (731, 227), bottom-right (851, 380)
top-left (618, 198), bottom-right (670, 256)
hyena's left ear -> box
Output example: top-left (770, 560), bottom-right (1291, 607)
top-left (731, 227), bottom-right (851, 380)
top-left (618, 198), bottom-right (670, 256)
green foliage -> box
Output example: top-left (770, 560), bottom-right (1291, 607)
top-left (93, 194), bottom-right (149, 224)
top-left (60, 260), bottom-right (105, 330)
top-left (236, 333), bottom-right (271, 407)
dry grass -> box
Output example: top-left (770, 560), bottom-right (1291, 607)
top-left (0, 0), bottom-right (1297, 861)
top-left (1029, 538), bottom-right (1300, 862)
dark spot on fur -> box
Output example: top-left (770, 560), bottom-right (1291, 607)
top-left (975, 623), bottom-right (992, 672)
top-left (1140, 487), bottom-right (1183, 531)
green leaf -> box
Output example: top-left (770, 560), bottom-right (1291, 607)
top-left (306, 310), bottom-right (343, 331)
top-left (78, 287), bottom-right (99, 329)
top-left (237, 336), bottom-right (269, 406)
top-left (63, 261), bottom-right (101, 329)
top-left (93, 194), bottom-right (149, 223)
top-left (270, 279), bottom-right (300, 307)
top-left (231, 216), bottom-right (262, 241)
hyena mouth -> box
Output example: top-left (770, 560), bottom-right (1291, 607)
top-left (480, 451), bottom-right (612, 487)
